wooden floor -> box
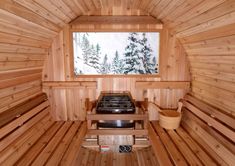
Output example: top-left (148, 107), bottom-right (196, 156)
top-left (2, 119), bottom-right (233, 166)
top-left (74, 147), bottom-right (159, 166)
top-left (1, 120), bottom-right (87, 166)
top-left (0, 117), bottom-right (158, 166)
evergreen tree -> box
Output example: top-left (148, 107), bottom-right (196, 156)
top-left (74, 67), bottom-right (78, 75)
top-left (111, 51), bottom-right (124, 74)
top-left (152, 57), bottom-right (158, 73)
top-left (100, 54), bottom-right (110, 74)
top-left (81, 34), bottom-right (91, 64)
top-left (123, 33), bottom-right (144, 74)
top-left (89, 44), bottom-right (101, 73)
top-left (139, 33), bottom-right (156, 73)
top-left (95, 44), bottom-right (101, 72)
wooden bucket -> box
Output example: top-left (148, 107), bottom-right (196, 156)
top-left (159, 110), bottom-right (181, 129)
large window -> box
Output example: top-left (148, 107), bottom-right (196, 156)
top-left (73, 32), bottom-right (160, 75)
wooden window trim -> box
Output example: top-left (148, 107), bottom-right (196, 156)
top-left (67, 16), bottom-right (163, 79)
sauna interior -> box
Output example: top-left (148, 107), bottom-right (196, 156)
top-left (0, 0), bottom-right (235, 165)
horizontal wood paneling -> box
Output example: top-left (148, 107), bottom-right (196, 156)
top-left (136, 81), bottom-right (190, 89)
top-left (71, 16), bottom-right (163, 31)
top-left (0, 0), bottom-right (61, 32)
top-left (175, 1), bottom-right (235, 117)
top-left (0, 3), bottom-right (50, 117)
top-left (43, 81), bottom-right (97, 89)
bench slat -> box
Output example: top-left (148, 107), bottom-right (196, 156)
top-left (176, 127), bottom-right (217, 166)
top-left (0, 114), bottom-right (53, 165)
top-left (184, 94), bottom-right (235, 129)
top-left (60, 122), bottom-right (87, 165)
top-left (183, 109), bottom-right (235, 154)
top-left (0, 108), bottom-right (49, 152)
top-left (183, 100), bottom-right (235, 142)
top-left (167, 130), bottom-right (203, 166)
top-left (182, 121), bottom-right (229, 166)
top-left (31, 122), bottom-right (73, 166)
top-left (46, 121), bottom-right (82, 166)
top-left (0, 93), bottom-right (47, 127)
top-left (0, 100), bottom-right (49, 139)
top-left (148, 122), bottom-right (173, 166)
top-left (16, 122), bottom-right (64, 166)
top-left (151, 121), bottom-right (187, 166)
top-left (182, 112), bottom-right (235, 166)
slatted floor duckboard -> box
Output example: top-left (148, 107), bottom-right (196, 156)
top-left (0, 119), bottom-right (158, 166)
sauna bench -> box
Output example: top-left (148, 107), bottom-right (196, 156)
top-left (149, 94), bottom-right (235, 166)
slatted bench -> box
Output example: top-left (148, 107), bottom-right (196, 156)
top-left (0, 93), bottom-right (87, 166)
top-left (148, 94), bottom-right (235, 166)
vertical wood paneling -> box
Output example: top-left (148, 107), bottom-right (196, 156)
top-left (43, 26), bottom-right (190, 120)
top-left (159, 29), bottom-right (190, 108)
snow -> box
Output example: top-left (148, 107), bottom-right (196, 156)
top-left (73, 32), bottom-right (159, 75)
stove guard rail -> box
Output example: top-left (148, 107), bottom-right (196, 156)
top-left (85, 98), bottom-right (149, 136)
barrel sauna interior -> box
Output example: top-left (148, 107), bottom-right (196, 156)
top-left (0, 0), bottom-right (234, 165)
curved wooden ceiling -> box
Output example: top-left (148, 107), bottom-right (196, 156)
top-left (0, 0), bottom-right (232, 44)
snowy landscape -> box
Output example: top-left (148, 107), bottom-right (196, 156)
top-left (73, 32), bottom-right (159, 75)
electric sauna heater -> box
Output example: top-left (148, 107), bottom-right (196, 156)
top-left (96, 92), bottom-right (136, 128)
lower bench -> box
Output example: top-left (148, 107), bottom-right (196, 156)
top-left (0, 93), bottom-right (87, 166)
top-left (148, 94), bottom-right (235, 166)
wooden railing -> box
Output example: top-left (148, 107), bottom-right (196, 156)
top-left (85, 98), bottom-right (149, 136)
top-left (43, 81), bottom-right (97, 89)
top-left (135, 81), bottom-right (190, 89)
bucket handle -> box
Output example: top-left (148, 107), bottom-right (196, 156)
top-left (177, 101), bottom-right (183, 113)
top-left (149, 100), bottom-right (183, 113)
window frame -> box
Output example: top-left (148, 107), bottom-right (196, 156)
top-left (70, 29), bottom-right (162, 78)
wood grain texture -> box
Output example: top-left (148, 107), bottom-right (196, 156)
top-left (43, 81), bottom-right (97, 89)
top-left (0, 0), bottom-right (234, 123)
top-left (180, 23), bottom-right (235, 117)
top-left (182, 109), bottom-right (235, 165)
top-left (42, 27), bottom-right (190, 120)
top-left (136, 81), bottom-right (190, 89)
top-left (71, 15), bottom-right (163, 31)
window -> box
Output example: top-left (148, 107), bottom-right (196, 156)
top-left (73, 32), bottom-right (160, 75)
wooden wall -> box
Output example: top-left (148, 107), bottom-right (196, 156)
top-left (168, 1), bottom-right (235, 118)
top-left (179, 27), bottom-right (235, 117)
top-left (0, 1), bottom-right (54, 115)
top-left (42, 26), bottom-right (190, 121)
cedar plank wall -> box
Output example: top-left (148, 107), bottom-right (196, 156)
top-left (0, 0), bottom-right (57, 115)
top-left (169, 0), bottom-right (235, 118)
top-left (42, 11), bottom-right (190, 121)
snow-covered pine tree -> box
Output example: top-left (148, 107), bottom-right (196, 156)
top-left (111, 51), bottom-right (124, 74)
top-left (95, 44), bottom-right (101, 72)
top-left (100, 54), bottom-right (110, 74)
top-left (81, 34), bottom-right (91, 64)
top-left (111, 51), bottom-right (119, 74)
top-left (152, 57), bottom-right (158, 73)
top-left (139, 33), bottom-right (156, 74)
top-left (123, 32), bottom-right (144, 74)
top-left (89, 44), bottom-right (101, 73)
